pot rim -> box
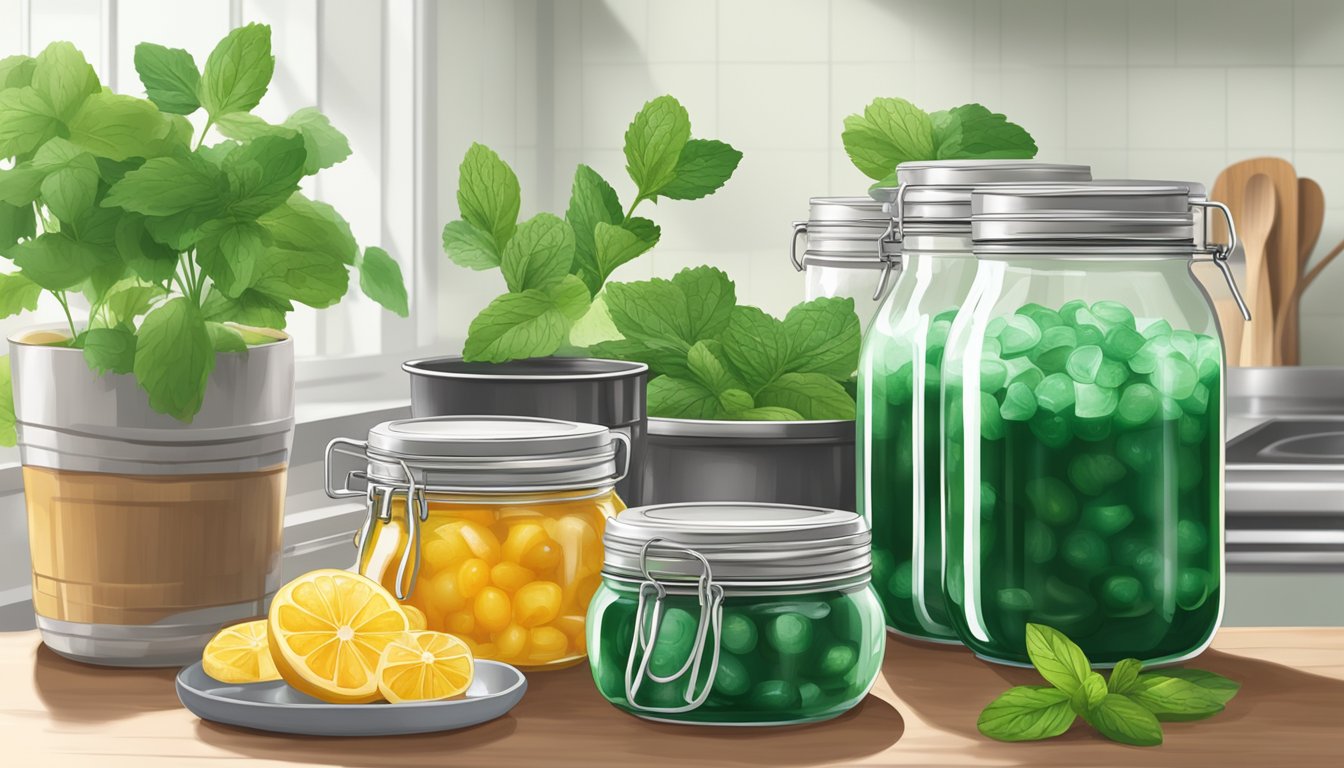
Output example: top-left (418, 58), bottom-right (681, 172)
top-left (648, 416), bottom-right (855, 439)
top-left (7, 321), bottom-right (292, 350)
top-left (403, 355), bottom-right (649, 381)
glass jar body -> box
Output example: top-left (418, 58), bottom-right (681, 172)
top-left (859, 236), bottom-right (978, 642)
top-left (586, 580), bottom-right (885, 725)
top-left (358, 486), bottom-right (624, 669)
top-left (942, 255), bottom-right (1224, 665)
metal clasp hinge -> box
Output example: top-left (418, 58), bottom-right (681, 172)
top-left (1193, 199), bottom-right (1251, 321)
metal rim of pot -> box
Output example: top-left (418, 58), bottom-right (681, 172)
top-left (403, 355), bottom-right (648, 381)
top-left (648, 416), bottom-right (854, 440)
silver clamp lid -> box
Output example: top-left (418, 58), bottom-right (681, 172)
top-left (869, 160), bottom-right (1092, 300)
top-left (971, 181), bottom-right (1250, 320)
top-left (790, 196), bottom-right (896, 281)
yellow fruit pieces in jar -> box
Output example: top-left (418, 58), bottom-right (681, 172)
top-left (358, 492), bottom-right (620, 669)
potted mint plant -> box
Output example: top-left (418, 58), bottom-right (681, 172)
top-left (0, 25), bottom-right (407, 666)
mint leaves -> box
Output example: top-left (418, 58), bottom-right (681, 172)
top-left (595, 268), bottom-right (860, 421)
top-left (978, 624), bottom-right (1240, 747)
top-left (0, 26), bottom-right (408, 432)
top-left (441, 95), bottom-right (741, 363)
top-left (842, 97), bottom-right (1037, 185)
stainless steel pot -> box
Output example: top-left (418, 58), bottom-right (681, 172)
top-left (642, 418), bottom-right (855, 511)
top-left (11, 326), bottom-right (294, 667)
top-left (402, 356), bottom-right (648, 504)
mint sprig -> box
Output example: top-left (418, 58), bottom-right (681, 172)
top-left (977, 623), bottom-right (1241, 747)
top-left (842, 97), bottom-right (1037, 187)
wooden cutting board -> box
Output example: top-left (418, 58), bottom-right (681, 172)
top-left (1211, 157), bottom-right (1299, 366)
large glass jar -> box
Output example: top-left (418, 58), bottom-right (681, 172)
top-left (860, 161), bottom-right (1090, 643)
top-left (325, 416), bottom-right (629, 670)
top-left (587, 503), bottom-right (885, 726)
top-left (942, 182), bottom-right (1243, 665)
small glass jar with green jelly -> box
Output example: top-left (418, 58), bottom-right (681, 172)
top-left (859, 161), bottom-right (1090, 644)
top-left (942, 181), bottom-right (1245, 666)
top-left (586, 503), bottom-right (884, 726)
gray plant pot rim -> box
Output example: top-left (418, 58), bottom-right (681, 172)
top-left (404, 355), bottom-right (648, 381)
top-left (8, 322), bottom-right (292, 351)
top-left (649, 416), bottom-right (854, 440)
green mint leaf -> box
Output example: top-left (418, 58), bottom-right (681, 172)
top-left (0, 163), bottom-right (45, 206)
top-left (671, 264), bottom-right (736, 341)
top-left (222, 132), bottom-right (306, 218)
top-left (1127, 675), bottom-right (1226, 721)
top-left (646, 372), bottom-right (753, 420)
top-left (755, 372), bottom-right (856, 420)
top-left (587, 338), bottom-right (692, 379)
top-left (500, 212), bottom-right (575, 292)
top-left (282, 108), bottom-right (350, 174)
top-left (462, 275), bottom-right (590, 363)
top-left (457, 143), bottom-right (520, 253)
top-left (196, 219), bottom-right (267, 298)
top-left (32, 137), bottom-right (99, 222)
top-left (1108, 658), bottom-right (1143, 694)
top-left (103, 153), bottom-right (225, 216)
top-left (0, 55), bottom-right (37, 89)
top-left (31, 41), bottom-right (99, 121)
top-left (82, 326), bottom-right (138, 375)
top-left (658, 139), bottom-right (742, 201)
top-left (687, 340), bottom-right (746, 396)
top-left (201, 288), bottom-right (290, 330)
top-left (932, 103), bottom-right (1037, 160)
top-left (736, 406), bottom-right (805, 421)
top-left (250, 247), bottom-right (348, 308)
top-left (719, 305), bottom-right (790, 393)
top-left (133, 42), bottom-right (201, 115)
top-left (0, 271), bottom-right (42, 318)
top-left (0, 201), bottom-right (36, 252)
top-left (1025, 623), bottom-right (1093, 697)
top-left (590, 220), bottom-right (657, 288)
top-left (0, 87), bottom-right (62, 158)
top-left (0, 355), bottom-right (14, 447)
top-left (1084, 693), bottom-right (1164, 746)
top-left (1138, 669), bottom-right (1240, 706)
top-left (781, 296), bottom-right (861, 380)
top-left (356, 246), bottom-right (409, 317)
top-left (205, 321), bottom-right (248, 353)
top-left (214, 110), bottom-right (278, 140)
top-left (604, 266), bottom-right (736, 353)
top-left (133, 296), bottom-right (214, 422)
top-left (258, 193), bottom-right (358, 265)
top-left (67, 92), bottom-right (173, 161)
top-left (565, 164), bottom-right (624, 288)
top-left (114, 214), bottom-right (179, 283)
top-left (976, 685), bottom-right (1075, 743)
top-left (1069, 671), bottom-right (1109, 716)
top-left (100, 278), bottom-right (165, 326)
top-left (10, 232), bottom-right (106, 290)
top-left (441, 219), bottom-right (500, 270)
top-left (624, 95), bottom-right (691, 202)
top-left (842, 97), bottom-right (934, 181)
top-left (199, 23), bottom-right (274, 118)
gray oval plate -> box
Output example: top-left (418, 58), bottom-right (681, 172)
top-left (176, 660), bottom-right (527, 737)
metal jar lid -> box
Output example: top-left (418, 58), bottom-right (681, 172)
top-left (790, 196), bottom-right (893, 273)
top-left (325, 415), bottom-right (630, 494)
top-left (602, 502), bottom-right (871, 592)
top-left (881, 160), bottom-right (1093, 233)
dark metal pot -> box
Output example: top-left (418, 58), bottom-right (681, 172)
top-left (402, 356), bottom-right (648, 504)
top-left (643, 418), bottom-right (856, 511)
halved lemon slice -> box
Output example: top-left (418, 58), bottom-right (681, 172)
top-left (401, 603), bottom-right (428, 631)
top-left (376, 631), bottom-right (475, 703)
top-left (202, 619), bottom-right (281, 683)
top-left (267, 569), bottom-right (410, 703)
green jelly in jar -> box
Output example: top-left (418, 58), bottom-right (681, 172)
top-left (587, 504), bottom-right (885, 725)
top-left (943, 181), bottom-right (1234, 666)
top-left (859, 160), bottom-right (1091, 644)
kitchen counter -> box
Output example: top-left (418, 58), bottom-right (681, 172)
top-left (3, 628), bottom-right (1341, 767)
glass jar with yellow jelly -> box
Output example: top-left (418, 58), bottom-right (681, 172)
top-left (325, 416), bottom-right (629, 670)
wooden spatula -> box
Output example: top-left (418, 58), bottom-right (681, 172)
top-left (1280, 178), bottom-right (1325, 364)
top-left (1238, 174), bottom-right (1278, 367)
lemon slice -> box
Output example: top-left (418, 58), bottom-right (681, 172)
top-left (267, 569), bottom-right (410, 703)
top-left (377, 631), bottom-right (475, 703)
top-left (401, 604), bottom-right (428, 631)
top-left (202, 619), bottom-right (281, 683)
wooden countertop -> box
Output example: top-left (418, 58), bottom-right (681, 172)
top-left (4, 628), bottom-right (1342, 767)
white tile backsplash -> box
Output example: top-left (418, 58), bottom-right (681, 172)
top-left (437, 0), bottom-right (1344, 358)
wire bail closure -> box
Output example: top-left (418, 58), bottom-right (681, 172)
top-left (872, 183), bottom-right (913, 300)
top-left (624, 539), bottom-right (725, 715)
top-left (1192, 199), bottom-right (1251, 321)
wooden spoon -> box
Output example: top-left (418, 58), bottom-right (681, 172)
top-left (1278, 236), bottom-right (1344, 362)
top-left (1238, 174), bottom-right (1278, 367)
top-left (1279, 178), bottom-right (1325, 364)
